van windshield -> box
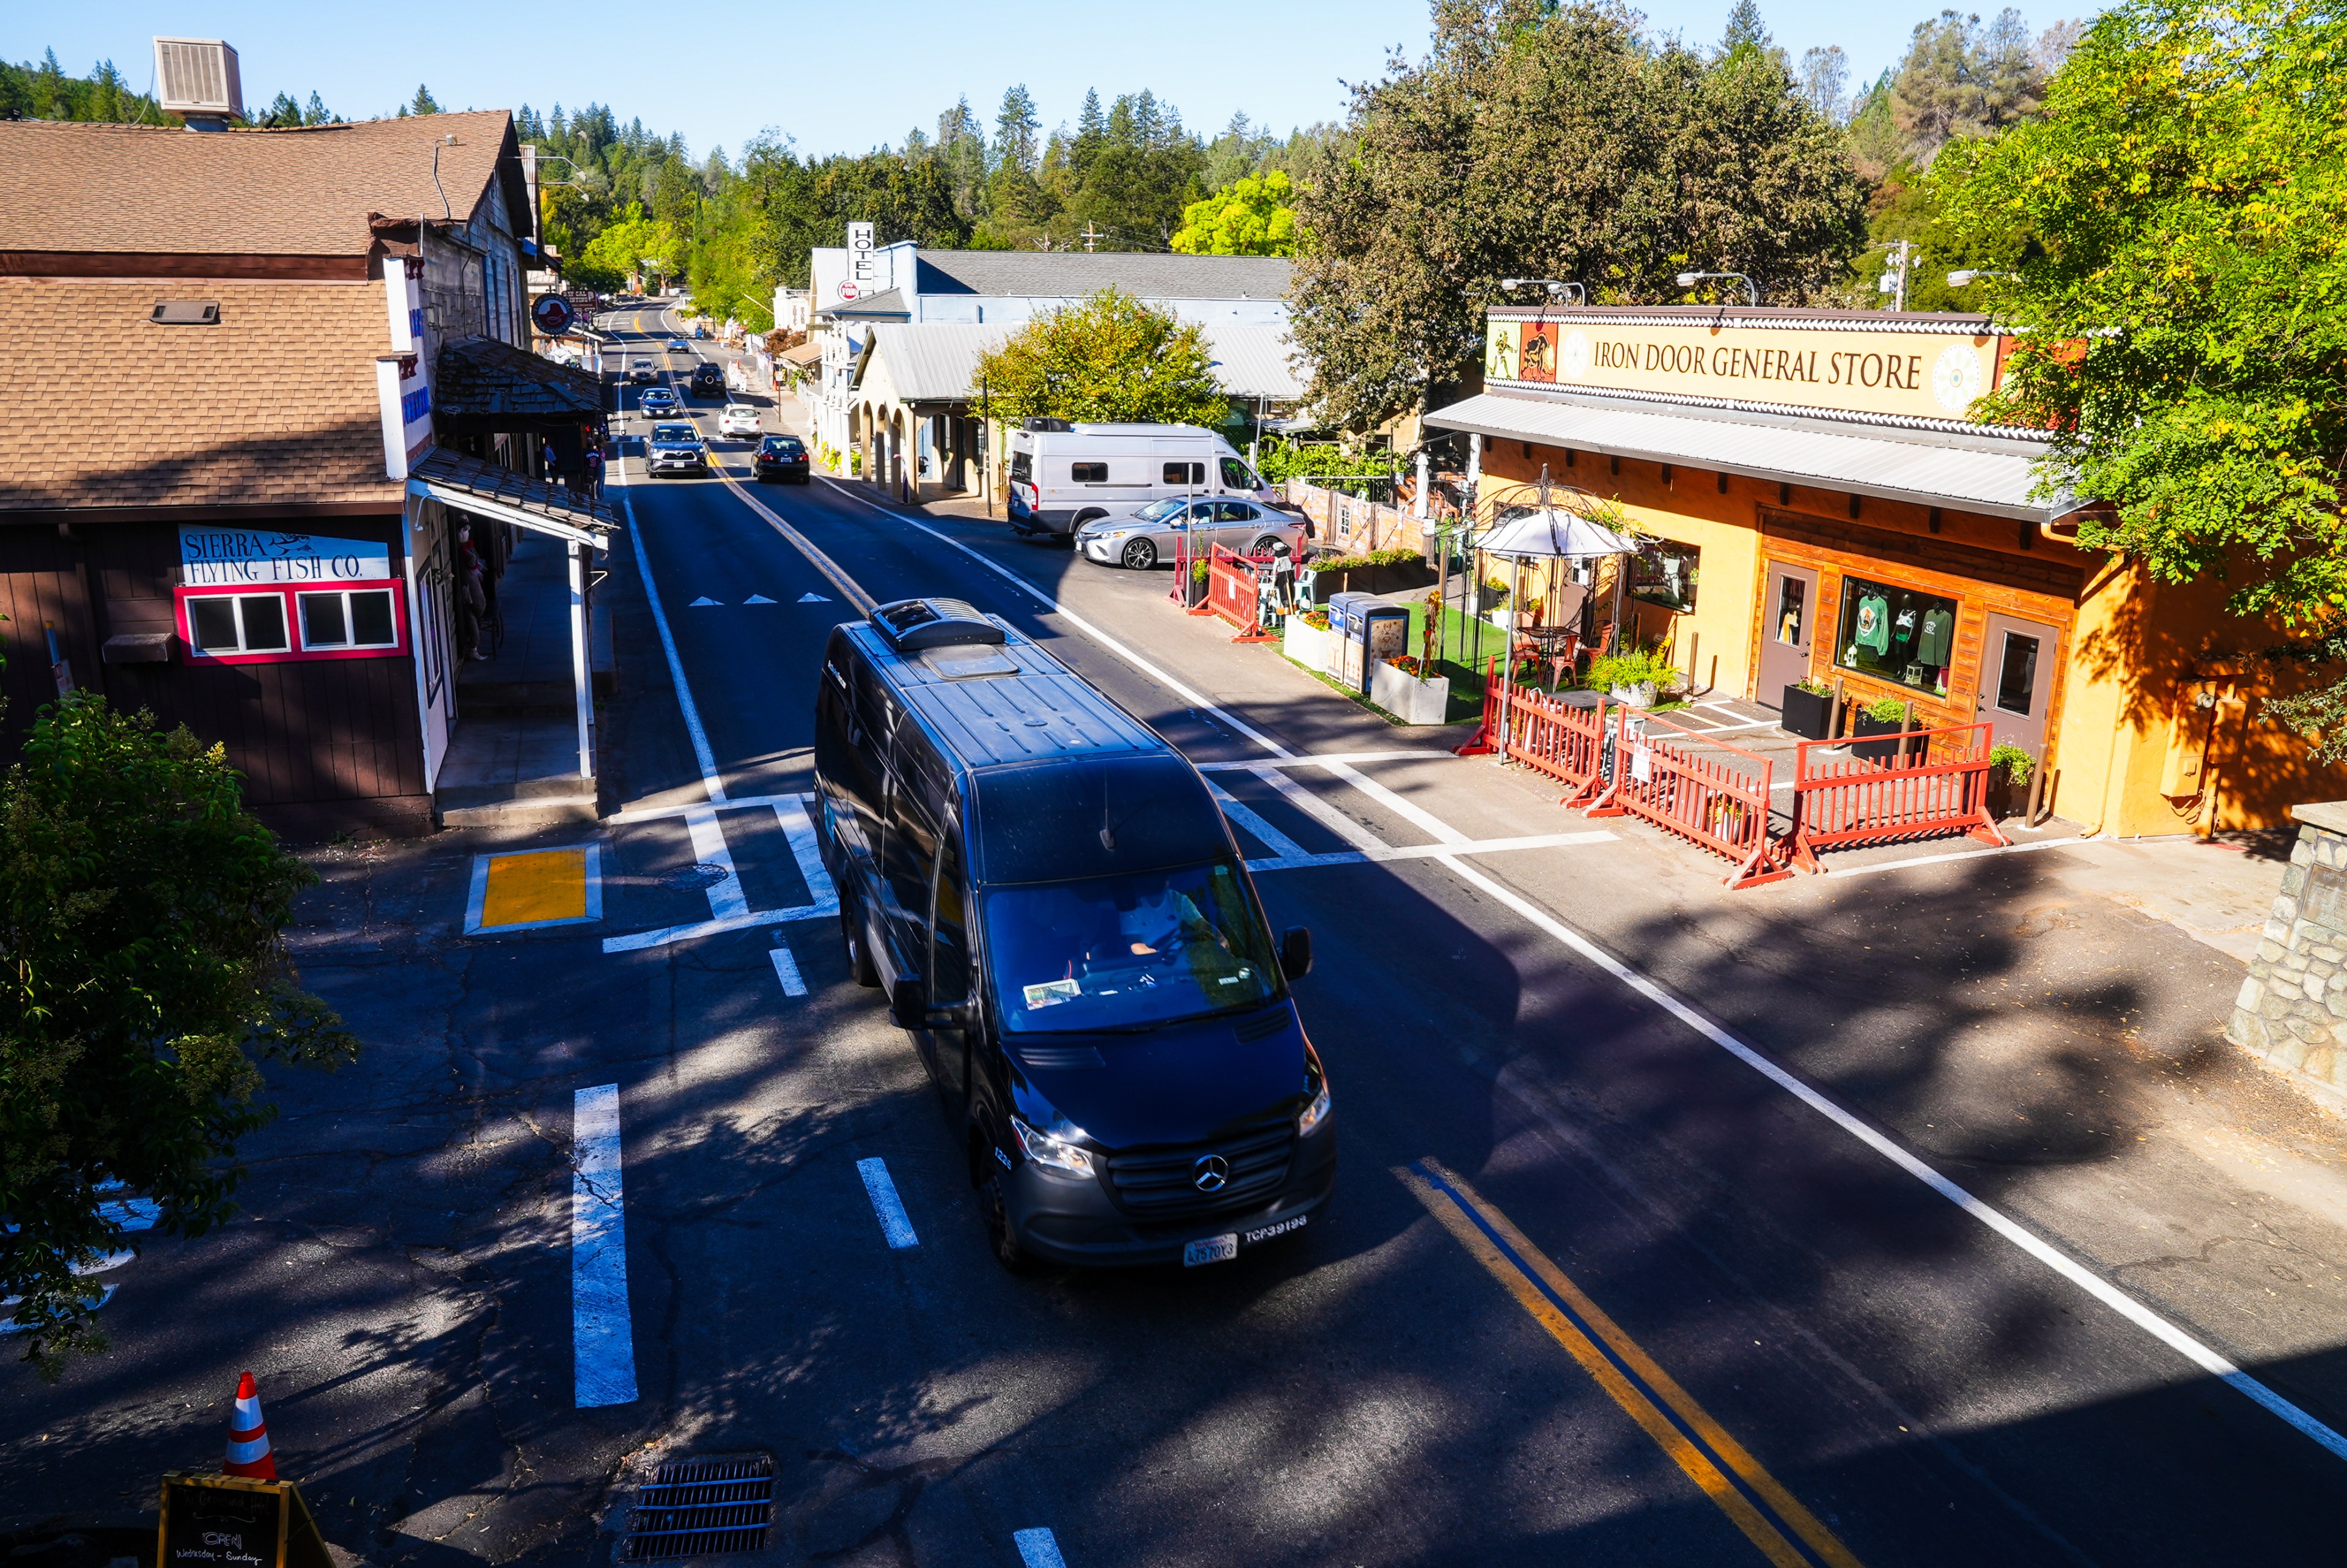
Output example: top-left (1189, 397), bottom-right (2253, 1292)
top-left (983, 860), bottom-right (1279, 1032)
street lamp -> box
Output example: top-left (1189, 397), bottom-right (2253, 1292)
top-left (1945, 269), bottom-right (2009, 287)
top-left (1500, 278), bottom-right (1586, 304)
top-left (1675, 271), bottom-right (1758, 306)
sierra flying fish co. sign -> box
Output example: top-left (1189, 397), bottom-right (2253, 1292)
top-left (182, 527), bottom-right (392, 586)
top-left (1484, 315), bottom-right (2003, 422)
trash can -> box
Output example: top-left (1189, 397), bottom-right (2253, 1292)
top-left (1329, 592), bottom-right (1410, 694)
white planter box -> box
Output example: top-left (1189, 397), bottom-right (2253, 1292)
top-left (1284, 617), bottom-right (1332, 674)
top-left (1372, 661), bottom-right (1452, 725)
top-left (1611, 682), bottom-right (1657, 709)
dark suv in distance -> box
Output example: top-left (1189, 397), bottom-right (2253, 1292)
top-left (814, 598), bottom-right (1333, 1272)
top-left (688, 363), bottom-right (726, 397)
top-left (753, 435), bottom-right (810, 484)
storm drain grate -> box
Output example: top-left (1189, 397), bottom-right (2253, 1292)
top-left (622, 1452), bottom-right (775, 1561)
top-left (662, 862), bottom-right (734, 891)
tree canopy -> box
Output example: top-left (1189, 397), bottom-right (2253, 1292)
top-left (1, 697), bottom-right (355, 1375)
top-left (1936, 0), bottom-right (2347, 748)
top-left (1171, 171), bottom-right (1299, 256)
top-left (973, 290), bottom-right (1228, 428)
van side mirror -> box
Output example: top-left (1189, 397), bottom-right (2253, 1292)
top-left (1279, 926), bottom-right (1313, 981)
top-left (889, 976), bottom-right (927, 1029)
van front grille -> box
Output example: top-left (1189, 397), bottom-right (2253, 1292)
top-left (1106, 1116), bottom-right (1294, 1218)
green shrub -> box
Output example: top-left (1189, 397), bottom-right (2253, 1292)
top-left (1862, 694), bottom-right (1910, 723)
top-left (1308, 547), bottom-right (1423, 572)
top-left (1588, 646), bottom-right (1675, 693)
top-left (1793, 677), bottom-right (1834, 698)
top-left (1989, 742), bottom-right (2035, 784)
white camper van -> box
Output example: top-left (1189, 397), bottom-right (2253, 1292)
top-left (1005, 419), bottom-right (1278, 539)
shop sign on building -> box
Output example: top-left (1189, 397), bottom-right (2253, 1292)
top-left (1483, 314), bottom-right (2006, 424)
top-left (182, 526), bottom-right (392, 585)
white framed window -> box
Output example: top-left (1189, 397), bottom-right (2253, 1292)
top-left (186, 592), bottom-right (291, 655)
top-left (298, 588), bottom-right (400, 651)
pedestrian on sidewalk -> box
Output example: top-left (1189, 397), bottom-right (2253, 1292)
top-left (583, 444), bottom-right (604, 498)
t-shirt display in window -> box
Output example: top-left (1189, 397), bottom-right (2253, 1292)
top-left (1916, 607), bottom-right (1954, 666)
top-left (1852, 592), bottom-right (1892, 654)
top-left (1834, 575), bottom-right (1957, 696)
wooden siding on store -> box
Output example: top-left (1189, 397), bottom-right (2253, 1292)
top-left (1752, 505), bottom-right (2085, 748)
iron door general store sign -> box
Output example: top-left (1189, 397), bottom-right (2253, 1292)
top-left (181, 527), bottom-right (392, 586)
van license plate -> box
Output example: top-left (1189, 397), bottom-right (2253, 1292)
top-left (1183, 1234), bottom-right (1238, 1267)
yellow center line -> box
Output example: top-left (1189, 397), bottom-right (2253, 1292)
top-left (1398, 1158), bottom-right (1865, 1568)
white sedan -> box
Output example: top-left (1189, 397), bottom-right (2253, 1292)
top-left (718, 405), bottom-right (764, 438)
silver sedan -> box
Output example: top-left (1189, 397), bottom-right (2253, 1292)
top-left (1075, 497), bottom-right (1305, 570)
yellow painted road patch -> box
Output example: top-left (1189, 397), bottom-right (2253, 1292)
top-left (471, 847), bottom-right (599, 932)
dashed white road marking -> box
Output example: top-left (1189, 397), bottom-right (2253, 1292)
top-left (1206, 780), bottom-right (1310, 861)
top-left (689, 596), bottom-right (723, 607)
top-left (855, 1158), bottom-right (919, 1250)
top-left (769, 943), bottom-right (808, 997)
top-left (683, 809), bottom-right (749, 921)
top-left (1012, 1526), bottom-right (1068, 1568)
top-left (572, 1083), bottom-right (638, 1408)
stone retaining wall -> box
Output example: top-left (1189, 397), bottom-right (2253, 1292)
top-left (2226, 800), bottom-right (2347, 1114)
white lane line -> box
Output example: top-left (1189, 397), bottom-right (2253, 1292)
top-left (1816, 836), bottom-right (2085, 877)
top-left (814, 479), bottom-right (1295, 757)
top-left (1428, 848), bottom-right (2347, 1465)
top-left (572, 1083), bottom-right (638, 1408)
top-left (600, 899), bottom-right (838, 954)
top-left (856, 1157), bottom-right (920, 1250)
top-left (1195, 750), bottom-right (1445, 771)
top-left (1245, 832), bottom-right (1612, 872)
top-left (801, 463), bottom-right (2347, 1465)
top-left (1012, 1527), bottom-right (1068, 1568)
top-left (775, 794), bottom-right (840, 907)
top-left (1251, 764), bottom-right (1389, 852)
top-left (616, 459), bottom-right (727, 801)
top-left (1320, 758), bottom-right (1475, 845)
top-left (606, 791), bottom-right (812, 825)
top-left (769, 943), bottom-right (808, 997)
top-left (683, 809), bottom-right (750, 921)
top-left (1206, 779), bottom-right (1311, 861)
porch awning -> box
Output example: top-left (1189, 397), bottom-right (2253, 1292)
top-left (407, 448), bottom-right (619, 551)
top-left (777, 339), bottom-right (824, 368)
top-left (1424, 391), bottom-right (2071, 522)
top-left (433, 336), bottom-right (608, 432)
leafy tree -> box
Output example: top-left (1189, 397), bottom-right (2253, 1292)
top-left (1890, 9), bottom-right (2044, 164)
top-left (1798, 45), bottom-right (1851, 123)
top-left (1934, 0), bottom-right (2347, 749)
top-left (748, 142), bottom-right (973, 285)
top-left (974, 289), bottom-right (1227, 426)
top-left (408, 83), bottom-right (441, 116)
top-left (581, 202), bottom-right (683, 289)
top-left (1171, 170), bottom-right (1299, 256)
top-left (0, 51), bottom-right (162, 123)
top-left (1, 696), bottom-right (355, 1375)
top-left (1292, 0), bottom-right (1863, 432)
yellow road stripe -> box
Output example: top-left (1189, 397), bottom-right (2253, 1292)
top-left (480, 848), bottom-right (589, 928)
top-left (1399, 1160), bottom-right (1863, 1568)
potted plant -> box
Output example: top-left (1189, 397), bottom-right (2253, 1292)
top-left (1849, 694), bottom-right (1914, 761)
top-left (1986, 742), bottom-right (2035, 818)
top-left (1779, 677), bottom-right (1833, 740)
top-left (1183, 557), bottom-right (1211, 609)
top-left (1371, 652), bottom-right (1452, 724)
top-left (1285, 604), bottom-right (1333, 673)
top-left (1588, 646), bottom-right (1673, 709)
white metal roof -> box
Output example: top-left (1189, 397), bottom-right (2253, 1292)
top-left (860, 322), bottom-right (1309, 407)
top-left (1425, 392), bottom-right (2067, 521)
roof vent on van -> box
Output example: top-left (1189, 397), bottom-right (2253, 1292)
top-left (1021, 417), bottom-right (1074, 433)
top-left (869, 597), bottom-right (1008, 652)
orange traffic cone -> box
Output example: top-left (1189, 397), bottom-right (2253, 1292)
top-left (223, 1370), bottom-right (278, 1479)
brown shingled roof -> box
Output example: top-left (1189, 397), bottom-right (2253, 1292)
top-left (0, 110), bottom-right (516, 259)
top-left (0, 277), bottom-right (400, 512)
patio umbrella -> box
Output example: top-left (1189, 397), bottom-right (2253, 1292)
top-left (1470, 487), bottom-right (1641, 757)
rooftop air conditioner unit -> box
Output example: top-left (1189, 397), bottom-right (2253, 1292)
top-left (153, 38), bottom-right (243, 128)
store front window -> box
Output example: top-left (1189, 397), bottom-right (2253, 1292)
top-left (1630, 539), bottom-right (1700, 613)
top-left (1833, 575), bottom-right (1957, 696)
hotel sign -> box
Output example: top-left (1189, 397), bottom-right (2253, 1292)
top-left (1484, 315), bottom-right (2003, 422)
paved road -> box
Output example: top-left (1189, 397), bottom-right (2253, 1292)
top-left (8, 306), bottom-right (2346, 1567)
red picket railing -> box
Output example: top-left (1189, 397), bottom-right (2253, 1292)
top-left (1586, 707), bottom-right (1789, 889)
top-left (1787, 721), bottom-right (2008, 871)
top-left (1489, 666), bottom-right (1613, 808)
top-left (1203, 545), bottom-right (1281, 642)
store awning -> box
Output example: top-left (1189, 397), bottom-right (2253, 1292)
top-left (407, 448), bottom-right (619, 551)
top-left (1425, 392), bottom-right (2070, 522)
top-left (433, 336), bottom-right (608, 433)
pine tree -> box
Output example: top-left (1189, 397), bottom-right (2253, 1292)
top-left (1720, 0), bottom-right (1771, 56)
top-left (408, 83), bottom-right (440, 115)
top-left (305, 90), bottom-right (333, 125)
top-left (995, 84), bottom-right (1040, 174)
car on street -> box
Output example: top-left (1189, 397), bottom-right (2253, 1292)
top-left (645, 421), bottom-right (707, 477)
top-left (1074, 496), bottom-right (1304, 571)
top-left (638, 386), bottom-right (679, 418)
top-left (815, 597), bottom-right (1332, 1272)
top-left (666, 339), bottom-right (690, 354)
top-left (628, 359), bottom-right (656, 383)
top-left (719, 405), bottom-right (764, 438)
top-left (753, 434), bottom-right (810, 482)
top-left (688, 363), bottom-right (726, 397)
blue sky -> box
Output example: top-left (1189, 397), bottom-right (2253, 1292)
top-left (12, 2), bottom-right (2084, 163)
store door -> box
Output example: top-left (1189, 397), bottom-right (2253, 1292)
top-left (1979, 612), bottom-right (2060, 756)
top-left (1755, 562), bottom-right (1818, 706)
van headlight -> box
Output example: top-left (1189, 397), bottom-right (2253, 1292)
top-left (1011, 1114), bottom-right (1095, 1179)
top-left (1298, 1049), bottom-right (1332, 1137)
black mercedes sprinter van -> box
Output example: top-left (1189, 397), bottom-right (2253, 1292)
top-left (813, 597), bottom-right (1333, 1270)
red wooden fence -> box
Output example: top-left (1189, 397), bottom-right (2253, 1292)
top-left (1587, 707), bottom-right (1789, 889)
top-left (1479, 663), bottom-right (1612, 807)
top-left (1202, 545), bottom-right (1280, 642)
top-left (1787, 721), bottom-right (2007, 871)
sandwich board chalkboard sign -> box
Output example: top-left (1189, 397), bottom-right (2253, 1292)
top-left (155, 1473), bottom-right (333, 1568)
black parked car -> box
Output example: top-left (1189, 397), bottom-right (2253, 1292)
top-left (753, 435), bottom-right (811, 484)
top-left (688, 363), bottom-right (725, 397)
top-left (814, 598), bottom-right (1333, 1272)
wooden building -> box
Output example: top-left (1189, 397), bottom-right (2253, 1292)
top-left (0, 111), bottom-right (611, 837)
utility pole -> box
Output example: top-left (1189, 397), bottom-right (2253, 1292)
top-left (1879, 240), bottom-right (1912, 313)
top-left (1080, 222), bottom-right (1103, 253)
